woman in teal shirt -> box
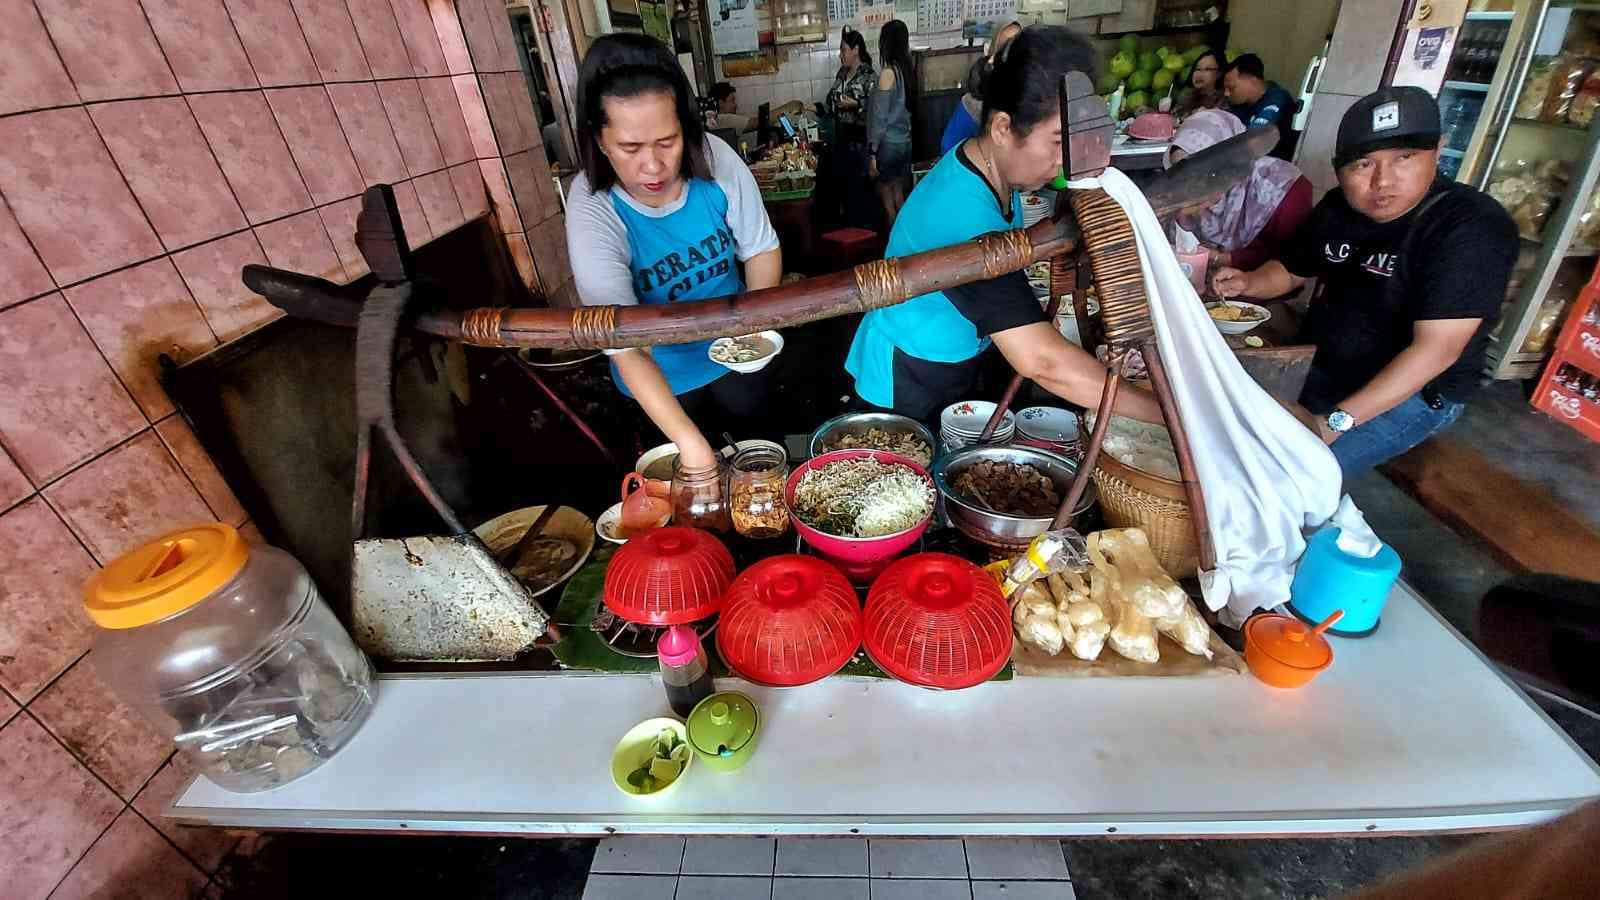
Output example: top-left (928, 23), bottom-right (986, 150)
top-left (846, 26), bottom-right (1161, 425)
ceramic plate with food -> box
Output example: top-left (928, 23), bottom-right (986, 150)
top-left (708, 331), bottom-right (784, 373)
top-left (1206, 301), bottom-right (1271, 334)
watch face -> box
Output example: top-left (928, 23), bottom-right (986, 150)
top-left (1328, 410), bottom-right (1354, 433)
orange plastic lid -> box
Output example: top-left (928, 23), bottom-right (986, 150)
top-left (83, 524), bottom-right (249, 629)
top-left (1246, 613), bottom-right (1333, 670)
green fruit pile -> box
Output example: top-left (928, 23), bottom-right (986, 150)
top-left (1099, 40), bottom-right (1214, 118)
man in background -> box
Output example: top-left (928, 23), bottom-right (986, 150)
top-left (710, 81), bottom-right (755, 135)
top-left (1224, 53), bottom-right (1295, 156)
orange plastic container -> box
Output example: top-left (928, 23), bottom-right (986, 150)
top-left (1243, 610), bottom-right (1342, 689)
top-left (619, 472), bottom-right (671, 538)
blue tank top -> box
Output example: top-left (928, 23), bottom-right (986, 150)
top-left (608, 179), bottom-right (745, 397)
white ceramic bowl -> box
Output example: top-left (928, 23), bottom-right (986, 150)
top-left (1016, 406), bottom-right (1080, 444)
top-left (708, 331), bottom-right (784, 374)
top-left (635, 443), bottom-right (678, 481)
top-left (940, 400), bottom-right (1015, 442)
top-left (595, 502), bottom-right (628, 544)
top-left (1207, 301), bottom-right (1271, 335)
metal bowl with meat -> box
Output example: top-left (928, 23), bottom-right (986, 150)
top-left (933, 446), bottom-right (1096, 550)
top-left (809, 412), bottom-right (936, 468)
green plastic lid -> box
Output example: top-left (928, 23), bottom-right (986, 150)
top-left (1049, 171), bottom-right (1069, 190)
top-left (687, 692), bottom-right (759, 758)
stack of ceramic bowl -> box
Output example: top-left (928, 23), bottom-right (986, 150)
top-left (1015, 406), bottom-right (1081, 458)
top-left (1021, 191), bottom-right (1052, 228)
top-left (939, 401), bottom-right (1015, 452)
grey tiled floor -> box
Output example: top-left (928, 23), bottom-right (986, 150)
top-left (582, 838), bottom-right (1075, 900)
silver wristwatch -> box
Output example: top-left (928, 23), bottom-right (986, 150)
top-left (1326, 409), bottom-right (1356, 433)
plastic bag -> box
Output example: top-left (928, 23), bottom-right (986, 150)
top-left (1573, 71), bottom-right (1600, 126)
top-left (1543, 56), bottom-right (1592, 123)
top-left (1087, 529), bottom-right (1186, 619)
top-left (1516, 60), bottom-right (1555, 120)
top-left (1156, 600), bottom-right (1214, 659)
top-left (1108, 598), bottom-right (1160, 663)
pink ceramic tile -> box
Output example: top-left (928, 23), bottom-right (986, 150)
top-left (290, 0), bottom-right (370, 82)
top-left (254, 209), bottom-right (345, 282)
top-left (133, 753), bottom-right (242, 872)
top-left (188, 91), bottom-right (314, 225)
top-left (170, 231), bottom-right (281, 342)
top-left (346, 0), bottom-right (412, 79)
top-left (503, 149), bottom-right (548, 232)
top-left (0, 447), bottom-right (29, 511)
top-left (326, 82), bottom-right (408, 186)
top-left (391, 180), bottom-right (433, 245)
top-left (35, 0), bottom-right (179, 102)
top-left (418, 77), bottom-right (474, 166)
top-left (505, 231), bottom-right (537, 292)
top-left (449, 162), bottom-right (489, 221)
top-left (428, 0), bottom-right (475, 75)
top-left (481, 73), bottom-right (532, 154)
top-left (0, 296), bottom-right (144, 485)
top-left (477, 158), bottom-right (522, 234)
top-left (154, 415), bottom-right (247, 526)
top-left (0, 1), bottom-right (79, 115)
top-left (65, 259), bottom-right (219, 421)
top-left (88, 97), bottom-right (248, 252)
top-left (0, 714), bottom-right (124, 899)
top-left (32, 656), bottom-right (172, 799)
top-left (0, 690), bottom-right (15, 727)
top-left (0, 107), bottom-right (163, 287)
top-left (391, 0), bottom-right (448, 76)
top-left (44, 430), bottom-right (215, 564)
top-left (378, 79), bottom-right (446, 176)
top-left (0, 498), bottom-right (99, 701)
top-left (223, 0), bottom-right (319, 87)
top-left (454, 0), bottom-right (504, 72)
top-left (508, 74), bottom-right (545, 154)
top-left (264, 87), bottom-right (364, 205)
top-left (452, 74), bottom-right (498, 159)
top-left (52, 809), bottom-right (208, 900)
top-left (488, 0), bottom-right (523, 72)
top-left (414, 170), bottom-right (464, 236)
top-left (318, 196), bottom-right (369, 280)
top-left (0, 196), bottom-right (54, 309)
top-left (142, 0), bottom-right (258, 92)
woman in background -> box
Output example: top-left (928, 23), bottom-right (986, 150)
top-left (870, 19), bottom-right (916, 226)
top-left (1176, 49), bottom-right (1226, 117)
top-left (940, 21), bottom-right (1023, 155)
top-left (821, 28), bottom-right (877, 229)
top-left (1166, 109), bottom-right (1311, 277)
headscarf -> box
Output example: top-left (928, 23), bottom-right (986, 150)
top-left (1166, 109), bottom-right (1303, 250)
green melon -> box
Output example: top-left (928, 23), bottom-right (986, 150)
top-left (1137, 50), bottom-right (1161, 72)
top-left (1127, 69), bottom-right (1152, 91)
top-left (1109, 51), bottom-right (1136, 79)
top-left (1151, 69), bottom-right (1175, 92)
top-left (1118, 34), bottom-right (1140, 54)
top-left (1098, 72), bottom-right (1124, 94)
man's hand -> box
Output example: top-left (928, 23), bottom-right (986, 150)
top-left (1314, 417), bottom-right (1340, 445)
top-left (1211, 266), bottom-right (1248, 298)
top-left (869, 157), bottom-right (879, 178)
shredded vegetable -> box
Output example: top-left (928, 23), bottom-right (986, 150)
top-left (791, 458), bottom-right (933, 538)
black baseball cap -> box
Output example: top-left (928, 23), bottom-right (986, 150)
top-left (1334, 86), bottom-right (1441, 169)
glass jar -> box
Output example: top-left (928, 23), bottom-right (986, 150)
top-left (730, 446), bottom-right (790, 539)
top-left (672, 457), bottom-right (731, 533)
top-left (83, 524), bottom-right (375, 793)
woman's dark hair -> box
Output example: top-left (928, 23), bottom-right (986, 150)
top-left (980, 25), bottom-right (1097, 137)
top-left (1191, 49), bottom-right (1224, 80)
top-left (878, 19), bottom-right (913, 85)
top-left (574, 33), bottom-right (710, 192)
top-left (841, 27), bottom-right (872, 67)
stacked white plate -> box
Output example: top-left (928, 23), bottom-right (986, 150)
top-left (1015, 406), bottom-right (1081, 458)
top-left (939, 400), bottom-right (1015, 452)
top-left (1020, 191), bottom-right (1052, 228)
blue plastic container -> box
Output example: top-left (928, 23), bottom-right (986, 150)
top-left (1287, 527), bottom-right (1401, 638)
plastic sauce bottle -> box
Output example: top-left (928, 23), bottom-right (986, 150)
top-left (658, 625), bottom-right (715, 718)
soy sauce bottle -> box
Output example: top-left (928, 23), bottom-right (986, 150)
top-left (658, 626), bottom-right (715, 718)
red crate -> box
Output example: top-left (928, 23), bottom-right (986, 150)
top-left (1531, 262), bottom-right (1600, 442)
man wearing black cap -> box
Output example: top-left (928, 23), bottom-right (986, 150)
top-left (1211, 86), bottom-right (1518, 479)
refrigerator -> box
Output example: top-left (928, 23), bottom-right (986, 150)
top-left (1454, 0), bottom-right (1600, 378)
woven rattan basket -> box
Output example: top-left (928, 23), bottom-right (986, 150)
top-left (1091, 451), bottom-right (1199, 578)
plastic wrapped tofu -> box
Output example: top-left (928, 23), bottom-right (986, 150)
top-left (1088, 529), bottom-right (1185, 619)
top-left (1108, 598), bottom-right (1160, 663)
top-left (1068, 620), bottom-right (1109, 660)
top-left (1157, 600), bottom-right (1214, 659)
top-left (1021, 613), bottom-right (1065, 656)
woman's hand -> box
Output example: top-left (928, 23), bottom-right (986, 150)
top-left (1210, 266), bottom-right (1248, 298)
top-left (677, 434), bottom-right (719, 470)
top-left (869, 156), bottom-right (879, 178)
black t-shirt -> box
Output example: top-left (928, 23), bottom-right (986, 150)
top-left (1280, 177), bottom-right (1517, 409)
top-left (885, 148), bottom-right (1048, 420)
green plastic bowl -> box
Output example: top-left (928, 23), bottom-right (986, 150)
top-left (687, 692), bottom-right (760, 772)
top-left (610, 717), bottom-right (693, 798)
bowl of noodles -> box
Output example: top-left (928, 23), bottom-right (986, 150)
top-left (784, 450), bottom-right (935, 582)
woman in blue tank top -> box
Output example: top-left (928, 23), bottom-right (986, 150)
top-left (566, 35), bottom-right (783, 473)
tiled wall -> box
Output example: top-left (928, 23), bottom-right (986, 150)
top-left (0, 1), bottom-right (568, 896)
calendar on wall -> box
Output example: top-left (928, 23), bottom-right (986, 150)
top-left (917, 0), bottom-right (963, 31)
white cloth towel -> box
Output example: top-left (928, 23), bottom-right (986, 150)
top-left (1070, 168), bottom-right (1349, 625)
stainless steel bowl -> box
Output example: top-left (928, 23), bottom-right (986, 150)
top-left (933, 445), bottom-right (1097, 549)
top-left (808, 412), bottom-right (937, 465)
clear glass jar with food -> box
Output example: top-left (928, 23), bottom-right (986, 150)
top-left (83, 524), bottom-right (375, 793)
top-left (672, 457), bottom-right (732, 533)
top-left (730, 445), bottom-right (790, 539)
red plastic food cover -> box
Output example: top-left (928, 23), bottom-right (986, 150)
top-left (717, 555), bottom-right (862, 686)
top-left (863, 553), bottom-right (1012, 690)
top-left (603, 527), bottom-right (735, 625)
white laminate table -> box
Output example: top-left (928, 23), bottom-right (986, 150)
top-left (172, 582), bottom-right (1600, 837)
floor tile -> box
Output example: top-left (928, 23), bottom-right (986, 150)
top-left (134, 752), bottom-right (242, 872)
top-left (154, 416), bottom-right (248, 526)
top-left (263, 86), bottom-right (363, 206)
top-left (971, 883), bottom-right (1076, 900)
top-left (44, 429), bottom-right (214, 564)
top-left (52, 808), bottom-right (208, 900)
top-left (777, 838), bottom-right (869, 877)
top-left (254, 209), bottom-right (344, 283)
top-left (327, 81), bottom-right (409, 185)
top-left (346, 0), bottom-right (411, 79)
top-left (378, 79), bottom-right (445, 177)
top-left (589, 836), bottom-right (685, 874)
top-left (289, 0), bottom-right (369, 82)
top-left (683, 837), bottom-right (776, 876)
top-left (774, 877), bottom-right (870, 900)
top-left (0, 447), bottom-right (31, 513)
top-left (0, 183), bottom-right (57, 308)
top-left (674, 875), bottom-right (773, 900)
top-left (0, 713), bottom-right (123, 899)
top-left (581, 873), bottom-right (677, 900)
top-left (31, 653), bottom-right (172, 799)
top-left (187, 90), bottom-right (313, 225)
top-left (964, 839), bottom-right (1070, 880)
top-left (222, 0), bottom-right (318, 87)
top-left (389, 0), bottom-right (448, 76)
top-left (35, 0), bottom-right (180, 102)
top-left (141, 0), bottom-right (258, 93)
top-left (870, 879), bottom-right (972, 900)
top-left (0, 498), bottom-right (99, 701)
top-left (869, 839), bottom-right (968, 879)
top-left (0, 1), bottom-right (79, 116)
top-left (170, 230), bottom-right (279, 342)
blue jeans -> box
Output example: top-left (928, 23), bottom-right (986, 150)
top-left (1330, 392), bottom-right (1465, 479)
